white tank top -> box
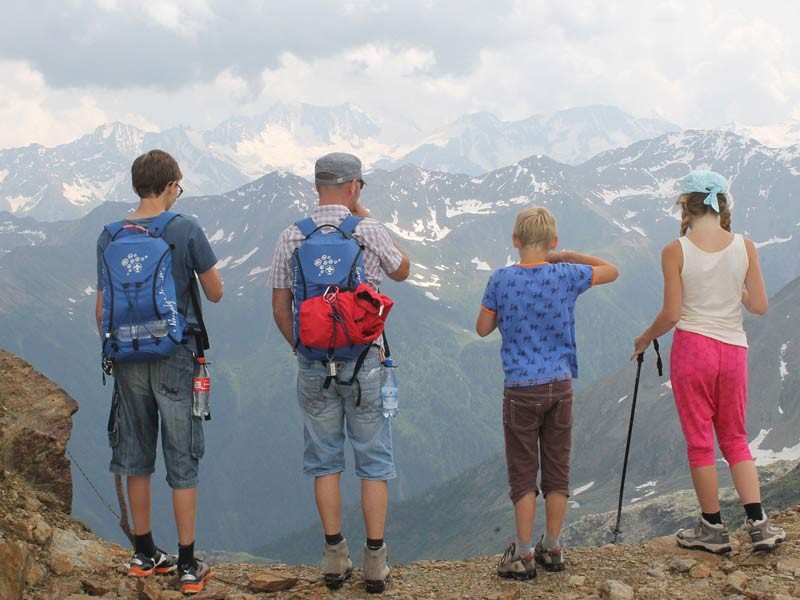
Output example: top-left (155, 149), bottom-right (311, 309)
top-left (676, 234), bottom-right (749, 347)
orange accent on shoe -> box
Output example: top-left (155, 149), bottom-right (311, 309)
top-left (127, 566), bottom-right (154, 577)
top-left (180, 571), bottom-right (213, 595)
top-left (154, 565), bottom-right (175, 575)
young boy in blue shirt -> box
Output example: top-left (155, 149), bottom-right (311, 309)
top-left (477, 206), bottom-right (618, 579)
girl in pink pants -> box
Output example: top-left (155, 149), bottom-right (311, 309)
top-left (633, 170), bottom-right (785, 554)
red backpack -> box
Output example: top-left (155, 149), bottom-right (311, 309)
top-left (298, 283), bottom-right (393, 352)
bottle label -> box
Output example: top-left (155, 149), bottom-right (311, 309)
top-left (193, 378), bottom-right (210, 393)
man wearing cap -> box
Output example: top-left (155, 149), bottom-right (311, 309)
top-left (269, 152), bottom-right (410, 593)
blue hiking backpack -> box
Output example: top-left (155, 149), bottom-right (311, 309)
top-left (292, 215), bottom-right (368, 361)
top-left (100, 212), bottom-right (187, 363)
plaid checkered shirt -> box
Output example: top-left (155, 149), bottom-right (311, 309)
top-left (268, 204), bottom-right (402, 290)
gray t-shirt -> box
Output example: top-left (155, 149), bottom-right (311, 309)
top-left (96, 214), bottom-right (218, 341)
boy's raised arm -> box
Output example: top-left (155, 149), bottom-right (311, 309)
top-left (547, 251), bottom-right (619, 285)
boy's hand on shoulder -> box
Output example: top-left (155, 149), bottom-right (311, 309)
top-left (546, 251), bottom-right (571, 264)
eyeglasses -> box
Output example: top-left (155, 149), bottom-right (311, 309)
top-left (357, 179), bottom-right (366, 190)
top-left (175, 183), bottom-right (184, 198)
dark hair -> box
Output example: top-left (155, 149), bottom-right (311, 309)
top-left (131, 149), bottom-right (182, 198)
top-left (678, 192), bottom-right (731, 236)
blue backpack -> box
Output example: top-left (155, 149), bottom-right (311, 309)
top-left (100, 212), bottom-right (187, 363)
top-left (292, 215), bottom-right (368, 361)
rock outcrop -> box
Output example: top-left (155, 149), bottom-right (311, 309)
top-left (0, 348), bottom-right (78, 511)
top-left (2, 347), bottom-right (799, 599)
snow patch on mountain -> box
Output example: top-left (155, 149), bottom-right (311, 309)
top-left (445, 198), bottom-right (494, 218)
top-left (408, 273), bottom-right (441, 289)
top-left (215, 256), bottom-right (233, 269)
top-left (572, 481), bottom-right (595, 496)
top-left (750, 428), bottom-right (800, 466)
top-left (6, 195), bottom-right (36, 212)
top-left (230, 247), bottom-right (259, 269)
top-left (208, 229), bottom-right (225, 243)
top-left (62, 175), bottom-right (125, 207)
top-left (755, 235), bottom-right (792, 249)
top-left (635, 481), bottom-right (658, 490)
top-left (780, 343), bottom-right (790, 381)
top-left (385, 208), bottom-right (451, 242)
top-left (471, 257), bottom-right (491, 271)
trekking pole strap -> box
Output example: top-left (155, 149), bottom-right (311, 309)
top-left (652, 338), bottom-right (663, 376)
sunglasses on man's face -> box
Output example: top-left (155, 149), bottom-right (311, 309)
top-left (175, 183), bottom-right (184, 198)
top-left (357, 179), bottom-right (366, 190)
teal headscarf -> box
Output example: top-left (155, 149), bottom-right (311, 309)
top-left (680, 170), bottom-right (729, 213)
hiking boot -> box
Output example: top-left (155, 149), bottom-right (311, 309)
top-left (127, 548), bottom-right (177, 577)
top-left (363, 543), bottom-right (391, 594)
top-left (534, 536), bottom-right (566, 572)
top-left (496, 542), bottom-right (537, 581)
top-left (178, 559), bottom-right (213, 595)
top-left (675, 516), bottom-right (731, 554)
top-left (745, 516), bottom-right (786, 552)
top-left (323, 539), bottom-right (353, 590)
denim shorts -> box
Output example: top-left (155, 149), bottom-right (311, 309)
top-left (108, 346), bottom-right (204, 489)
top-left (297, 348), bottom-right (396, 481)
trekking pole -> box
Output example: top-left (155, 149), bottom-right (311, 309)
top-left (612, 339), bottom-right (662, 544)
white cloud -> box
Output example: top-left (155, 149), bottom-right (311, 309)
top-left (1, 1), bottom-right (800, 148)
top-left (0, 60), bottom-right (157, 148)
top-left (94, 0), bottom-right (216, 36)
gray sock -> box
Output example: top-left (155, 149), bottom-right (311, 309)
top-left (543, 533), bottom-right (561, 550)
top-left (514, 538), bottom-right (532, 558)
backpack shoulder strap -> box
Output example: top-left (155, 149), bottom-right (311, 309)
top-left (149, 211), bottom-right (181, 238)
top-left (339, 215), bottom-right (362, 235)
top-left (295, 218), bottom-right (317, 238)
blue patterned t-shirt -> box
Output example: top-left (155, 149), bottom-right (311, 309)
top-left (481, 262), bottom-right (595, 387)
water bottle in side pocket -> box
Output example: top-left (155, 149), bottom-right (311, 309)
top-left (381, 357), bottom-right (398, 418)
top-left (192, 357), bottom-right (211, 421)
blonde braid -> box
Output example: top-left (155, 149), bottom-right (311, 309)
top-left (718, 194), bottom-right (732, 232)
top-left (679, 205), bottom-right (691, 236)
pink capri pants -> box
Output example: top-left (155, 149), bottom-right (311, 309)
top-left (670, 329), bottom-right (753, 469)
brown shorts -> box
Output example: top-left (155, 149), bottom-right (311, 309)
top-left (503, 379), bottom-right (573, 504)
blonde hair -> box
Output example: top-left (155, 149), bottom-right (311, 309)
top-left (677, 192), bottom-right (731, 236)
top-left (514, 206), bottom-right (557, 249)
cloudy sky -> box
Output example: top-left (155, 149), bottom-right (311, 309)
top-left (2, 0), bottom-right (799, 148)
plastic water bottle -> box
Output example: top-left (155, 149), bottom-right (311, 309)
top-left (192, 357), bottom-right (211, 421)
top-left (381, 358), bottom-right (398, 418)
top-left (115, 320), bottom-right (169, 341)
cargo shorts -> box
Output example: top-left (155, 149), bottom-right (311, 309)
top-left (503, 379), bottom-right (573, 504)
top-left (107, 346), bottom-right (204, 489)
top-left (297, 348), bottom-right (396, 481)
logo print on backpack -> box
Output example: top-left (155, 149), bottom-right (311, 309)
top-left (121, 253), bottom-right (147, 275)
top-left (314, 254), bottom-right (341, 276)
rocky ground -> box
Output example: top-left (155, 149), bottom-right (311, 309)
top-left (2, 348), bottom-right (799, 600)
top-left (3, 455), bottom-right (799, 600)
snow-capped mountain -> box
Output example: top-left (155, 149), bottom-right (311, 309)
top-left (0, 104), bottom-right (683, 222)
top-left (0, 122), bottom-right (250, 221)
top-left (377, 105), bottom-right (680, 174)
top-left (204, 102), bottom-right (393, 179)
top-left (1, 129), bottom-right (798, 555)
top-left (0, 103), bottom-right (389, 222)
top-left (725, 119), bottom-right (800, 149)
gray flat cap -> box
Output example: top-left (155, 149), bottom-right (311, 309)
top-left (315, 152), bottom-right (362, 184)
